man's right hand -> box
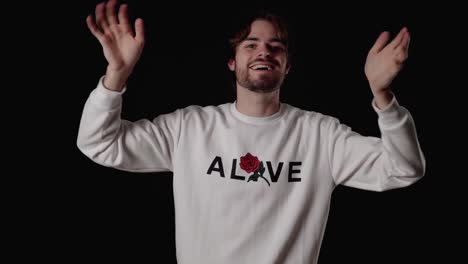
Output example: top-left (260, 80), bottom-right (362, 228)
top-left (86, 0), bottom-right (145, 91)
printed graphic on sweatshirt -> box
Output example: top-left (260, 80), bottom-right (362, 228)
top-left (240, 153), bottom-right (270, 186)
top-left (206, 152), bottom-right (302, 187)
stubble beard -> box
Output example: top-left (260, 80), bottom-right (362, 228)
top-left (236, 67), bottom-right (285, 94)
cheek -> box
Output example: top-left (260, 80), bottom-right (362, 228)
top-left (235, 58), bottom-right (245, 67)
top-left (280, 57), bottom-right (289, 71)
top-left (236, 53), bottom-right (251, 65)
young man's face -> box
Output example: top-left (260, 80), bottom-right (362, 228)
top-left (228, 19), bottom-right (290, 93)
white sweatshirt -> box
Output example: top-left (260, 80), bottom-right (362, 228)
top-left (77, 76), bottom-right (425, 264)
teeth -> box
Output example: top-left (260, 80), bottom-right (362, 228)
top-left (252, 65), bottom-right (272, 70)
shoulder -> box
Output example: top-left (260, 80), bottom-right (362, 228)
top-left (283, 103), bottom-right (340, 127)
top-left (283, 104), bottom-right (353, 139)
top-left (178, 103), bottom-right (231, 121)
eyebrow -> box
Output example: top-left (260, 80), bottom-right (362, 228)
top-left (244, 37), bottom-right (285, 44)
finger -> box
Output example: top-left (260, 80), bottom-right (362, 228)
top-left (394, 51), bottom-right (407, 64)
top-left (390, 27), bottom-right (407, 49)
top-left (134, 18), bottom-right (145, 44)
top-left (118, 4), bottom-right (132, 32)
top-left (106, 0), bottom-right (118, 25)
top-left (369, 31), bottom-right (390, 54)
top-left (394, 45), bottom-right (408, 63)
top-left (86, 15), bottom-right (104, 41)
top-left (394, 31), bottom-right (410, 52)
top-left (406, 33), bottom-right (411, 50)
top-left (95, 2), bottom-right (110, 32)
top-left (400, 30), bottom-right (411, 51)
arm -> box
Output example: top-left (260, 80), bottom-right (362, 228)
top-left (327, 98), bottom-right (425, 191)
top-left (78, 1), bottom-right (179, 172)
top-left (328, 28), bottom-right (425, 191)
top-left (77, 77), bottom-right (181, 172)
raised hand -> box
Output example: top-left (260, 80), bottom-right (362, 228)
top-left (86, 0), bottom-right (145, 91)
top-left (364, 27), bottom-right (410, 97)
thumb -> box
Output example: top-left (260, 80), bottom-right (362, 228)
top-left (134, 18), bottom-right (145, 43)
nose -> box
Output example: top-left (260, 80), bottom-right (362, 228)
top-left (257, 44), bottom-right (271, 58)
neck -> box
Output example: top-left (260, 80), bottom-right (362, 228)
top-left (235, 85), bottom-right (281, 117)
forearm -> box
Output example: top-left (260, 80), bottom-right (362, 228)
top-left (77, 82), bottom-right (123, 162)
top-left (376, 98), bottom-right (426, 186)
top-left (76, 87), bottom-right (147, 171)
top-left (329, 96), bottom-right (425, 191)
top-left (77, 76), bottom-right (178, 172)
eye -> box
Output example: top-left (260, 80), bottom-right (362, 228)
top-left (245, 44), bottom-right (256, 49)
top-left (271, 45), bottom-right (285, 52)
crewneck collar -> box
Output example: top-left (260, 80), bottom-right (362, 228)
top-left (230, 100), bottom-right (286, 125)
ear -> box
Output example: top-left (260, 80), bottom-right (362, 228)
top-left (227, 58), bottom-right (236, 72)
top-left (285, 63), bottom-right (291, 75)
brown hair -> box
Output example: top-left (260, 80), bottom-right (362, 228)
top-left (228, 10), bottom-right (293, 64)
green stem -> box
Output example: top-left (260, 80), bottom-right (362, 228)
top-left (259, 176), bottom-right (270, 186)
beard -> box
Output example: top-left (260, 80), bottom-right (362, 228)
top-left (235, 67), bottom-right (285, 93)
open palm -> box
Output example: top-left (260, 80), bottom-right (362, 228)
top-left (365, 27), bottom-right (410, 94)
top-left (86, 0), bottom-right (145, 75)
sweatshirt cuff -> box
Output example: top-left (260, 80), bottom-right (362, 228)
top-left (372, 94), bottom-right (406, 127)
top-left (90, 75), bottom-right (127, 110)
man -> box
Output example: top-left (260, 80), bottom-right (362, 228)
top-left (78, 0), bottom-right (425, 263)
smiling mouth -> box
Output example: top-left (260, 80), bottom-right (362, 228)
top-left (249, 64), bottom-right (274, 71)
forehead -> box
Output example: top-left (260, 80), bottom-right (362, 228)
top-left (246, 19), bottom-right (280, 39)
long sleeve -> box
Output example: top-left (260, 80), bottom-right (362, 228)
top-left (77, 76), bottom-right (181, 172)
top-left (327, 96), bottom-right (426, 191)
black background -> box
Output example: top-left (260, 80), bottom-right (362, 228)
top-left (15, 0), bottom-right (464, 263)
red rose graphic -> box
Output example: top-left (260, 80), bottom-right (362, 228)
top-left (240, 153), bottom-right (260, 173)
top-left (240, 152), bottom-right (270, 186)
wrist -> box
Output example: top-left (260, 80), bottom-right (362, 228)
top-left (103, 67), bottom-right (131, 92)
top-left (373, 90), bottom-right (393, 109)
